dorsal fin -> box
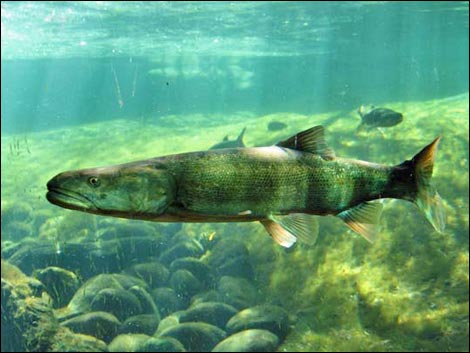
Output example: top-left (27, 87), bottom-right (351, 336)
top-left (276, 125), bottom-right (335, 160)
top-left (237, 127), bottom-right (247, 143)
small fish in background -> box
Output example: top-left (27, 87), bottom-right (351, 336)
top-left (209, 127), bottom-right (246, 150)
top-left (357, 105), bottom-right (403, 133)
top-left (267, 121), bottom-right (288, 131)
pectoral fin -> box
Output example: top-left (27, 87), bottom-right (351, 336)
top-left (261, 213), bottom-right (319, 248)
top-left (337, 202), bottom-right (383, 242)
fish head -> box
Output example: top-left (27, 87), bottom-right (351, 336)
top-left (46, 162), bottom-right (176, 217)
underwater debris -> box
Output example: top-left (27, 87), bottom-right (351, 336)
top-left (8, 136), bottom-right (32, 157)
top-left (111, 63), bottom-right (124, 108)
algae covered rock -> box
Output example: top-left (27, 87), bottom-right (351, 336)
top-left (159, 239), bottom-right (205, 265)
top-left (170, 269), bottom-right (203, 300)
top-left (61, 311), bottom-right (120, 343)
top-left (169, 257), bottom-right (215, 287)
top-left (190, 290), bottom-right (223, 306)
top-left (212, 329), bottom-right (279, 352)
top-left (1, 202), bottom-right (34, 241)
top-left (158, 322), bottom-right (226, 352)
top-left (2, 220), bottom-right (33, 241)
top-left (1, 260), bottom-right (58, 352)
top-left (62, 274), bottom-right (147, 319)
top-left (50, 332), bottom-right (108, 352)
top-left (90, 287), bottom-right (143, 321)
top-left (128, 285), bottom-right (159, 316)
top-left (226, 304), bottom-right (290, 339)
top-left (122, 262), bottom-right (170, 289)
top-left (2, 260), bottom-right (108, 352)
top-left (108, 333), bottom-right (151, 352)
top-left (136, 336), bottom-right (186, 352)
top-left (151, 287), bottom-right (186, 317)
top-left (155, 313), bottom-right (181, 335)
top-left (119, 314), bottom-right (160, 336)
top-left (207, 239), bottom-right (253, 279)
top-left (33, 266), bottom-right (80, 308)
top-left (217, 276), bottom-right (258, 309)
top-left (179, 301), bottom-right (238, 329)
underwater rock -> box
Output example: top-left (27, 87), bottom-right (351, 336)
top-left (32, 209), bottom-right (55, 235)
top-left (119, 314), bottom-right (160, 336)
top-left (1, 239), bottom-right (30, 259)
top-left (158, 322), bottom-right (226, 352)
top-left (190, 290), bottom-right (223, 306)
top-left (1, 201), bottom-right (33, 225)
top-left (136, 337), bottom-right (185, 352)
top-left (212, 329), bottom-right (279, 352)
top-left (151, 287), bottom-right (186, 317)
top-left (207, 239), bottom-right (249, 268)
top-left (1, 260), bottom-right (107, 352)
top-left (2, 220), bottom-right (33, 241)
top-left (2, 260), bottom-right (56, 352)
top-left (226, 304), bottom-right (289, 340)
top-left (217, 276), bottom-right (258, 310)
top-left (170, 269), bottom-right (203, 301)
top-left (159, 239), bottom-right (205, 265)
top-left (62, 274), bottom-right (147, 320)
top-left (108, 333), bottom-right (151, 352)
top-left (90, 236), bottom-right (167, 275)
top-left (6, 239), bottom-right (110, 278)
top-left (123, 262), bottom-right (170, 289)
top-left (98, 222), bottom-right (158, 240)
top-left (61, 311), bottom-right (121, 343)
top-left (33, 266), bottom-right (80, 308)
top-left (6, 236), bottom-right (167, 280)
top-left (155, 313), bottom-right (181, 335)
top-left (207, 239), bottom-right (253, 279)
top-left (217, 256), bottom-right (254, 280)
top-left (113, 234), bottom-right (168, 260)
top-left (178, 302), bottom-right (238, 329)
top-left (90, 288), bottom-right (143, 322)
top-left (169, 257), bottom-right (215, 287)
top-left (50, 332), bottom-right (108, 352)
top-left (128, 285), bottom-right (159, 315)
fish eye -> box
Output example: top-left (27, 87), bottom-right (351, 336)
top-left (88, 176), bottom-right (100, 187)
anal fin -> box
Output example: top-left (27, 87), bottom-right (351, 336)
top-left (269, 213), bottom-right (319, 245)
top-left (261, 213), bottom-right (319, 248)
top-left (337, 201), bottom-right (383, 242)
top-left (261, 220), bottom-right (297, 248)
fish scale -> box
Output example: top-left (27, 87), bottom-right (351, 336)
top-left (173, 148), bottom-right (311, 216)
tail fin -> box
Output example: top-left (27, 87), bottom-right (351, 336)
top-left (412, 137), bottom-right (446, 233)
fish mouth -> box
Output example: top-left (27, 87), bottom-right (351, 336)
top-left (46, 185), bottom-right (97, 212)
